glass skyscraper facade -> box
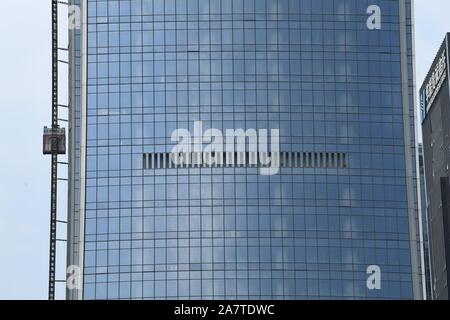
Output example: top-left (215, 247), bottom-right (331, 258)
top-left (67, 0), bottom-right (425, 300)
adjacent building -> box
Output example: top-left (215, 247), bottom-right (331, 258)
top-left (67, 0), bottom-right (424, 299)
top-left (421, 33), bottom-right (450, 300)
top-left (418, 143), bottom-right (432, 299)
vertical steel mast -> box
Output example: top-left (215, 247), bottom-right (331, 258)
top-left (49, 0), bottom-right (59, 300)
top-left (43, 0), bottom-right (66, 300)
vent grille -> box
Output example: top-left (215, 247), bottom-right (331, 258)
top-left (143, 152), bottom-right (347, 170)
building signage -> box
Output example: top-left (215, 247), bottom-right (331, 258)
top-left (424, 50), bottom-right (447, 113)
